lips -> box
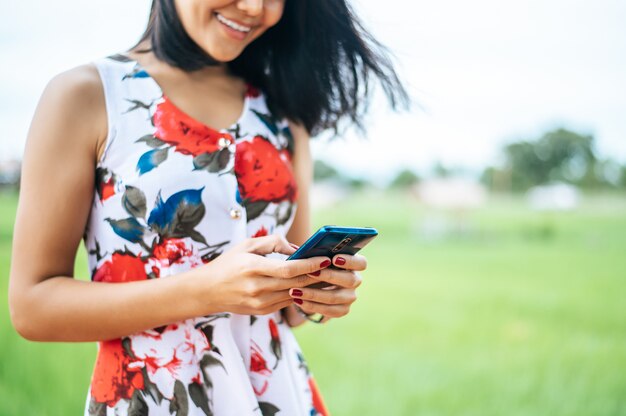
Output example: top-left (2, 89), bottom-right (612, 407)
top-left (215, 12), bottom-right (253, 33)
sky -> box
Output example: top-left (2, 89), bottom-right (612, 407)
top-left (1, 0), bottom-right (625, 184)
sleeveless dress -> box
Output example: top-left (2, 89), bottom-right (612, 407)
top-left (83, 54), bottom-right (328, 416)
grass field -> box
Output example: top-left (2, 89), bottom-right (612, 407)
top-left (1, 189), bottom-right (626, 415)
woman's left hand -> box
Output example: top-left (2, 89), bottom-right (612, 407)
top-left (288, 254), bottom-right (366, 322)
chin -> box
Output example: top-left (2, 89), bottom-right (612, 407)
top-left (202, 45), bottom-right (245, 63)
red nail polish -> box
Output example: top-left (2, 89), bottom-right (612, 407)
top-left (320, 260), bottom-right (331, 268)
top-left (335, 257), bottom-right (346, 266)
top-left (294, 298), bottom-right (303, 305)
top-left (291, 289), bottom-right (303, 297)
top-left (310, 270), bottom-right (321, 277)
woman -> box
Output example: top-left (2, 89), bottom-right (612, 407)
top-left (9, 0), bottom-right (407, 414)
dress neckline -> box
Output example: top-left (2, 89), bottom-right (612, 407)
top-left (120, 53), bottom-right (250, 134)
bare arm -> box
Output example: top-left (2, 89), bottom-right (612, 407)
top-left (282, 122), bottom-right (366, 326)
top-left (283, 121), bottom-right (314, 327)
top-left (8, 67), bottom-right (328, 342)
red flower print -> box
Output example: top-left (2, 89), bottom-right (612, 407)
top-left (91, 339), bottom-right (144, 407)
top-left (235, 136), bottom-right (298, 203)
top-left (268, 318), bottom-right (282, 369)
top-left (269, 319), bottom-right (280, 340)
top-left (152, 238), bottom-right (193, 266)
top-left (100, 178), bottom-right (115, 201)
top-left (96, 167), bottom-right (117, 202)
top-left (308, 377), bottom-right (329, 416)
top-left (246, 84), bottom-right (261, 98)
top-left (129, 320), bottom-right (213, 400)
top-left (153, 97), bottom-right (234, 157)
top-left (93, 252), bottom-right (147, 283)
top-left (250, 342), bottom-right (271, 396)
top-left (252, 226), bottom-right (269, 238)
top-left (250, 343), bottom-right (271, 376)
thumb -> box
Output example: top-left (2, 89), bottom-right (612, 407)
top-left (244, 235), bottom-right (297, 256)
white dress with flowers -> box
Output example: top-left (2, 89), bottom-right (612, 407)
top-left (83, 54), bottom-right (328, 416)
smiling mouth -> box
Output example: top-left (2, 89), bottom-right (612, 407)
top-left (215, 13), bottom-right (253, 33)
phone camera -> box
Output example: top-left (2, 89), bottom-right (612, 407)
top-left (332, 237), bottom-right (352, 253)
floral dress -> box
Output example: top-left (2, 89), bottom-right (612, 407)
top-left (84, 54), bottom-right (328, 416)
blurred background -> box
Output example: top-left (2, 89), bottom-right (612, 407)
top-left (1, 0), bottom-right (625, 415)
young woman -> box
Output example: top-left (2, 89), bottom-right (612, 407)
top-left (9, 0), bottom-right (407, 414)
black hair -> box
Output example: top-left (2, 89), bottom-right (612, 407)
top-left (133, 0), bottom-right (409, 136)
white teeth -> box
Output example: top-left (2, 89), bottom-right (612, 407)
top-left (215, 13), bottom-right (252, 33)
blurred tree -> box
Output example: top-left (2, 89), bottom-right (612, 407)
top-left (432, 161), bottom-right (452, 178)
top-left (313, 159), bottom-right (370, 189)
top-left (346, 177), bottom-right (369, 190)
top-left (480, 166), bottom-right (511, 192)
top-left (389, 169), bottom-right (419, 188)
top-left (507, 129), bottom-right (597, 190)
top-left (313, 159), bottom-right (341, 182)
top-left (485, 128), bottom-right (609, 192)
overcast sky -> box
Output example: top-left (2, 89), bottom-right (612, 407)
top-left (1, 0), bottom-right (625, 183)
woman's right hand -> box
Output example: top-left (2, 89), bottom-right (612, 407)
top-left (191, 235), bottom-right (331, 316)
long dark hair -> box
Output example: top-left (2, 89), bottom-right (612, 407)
top-left (133, 0), bottom-right (409, 136)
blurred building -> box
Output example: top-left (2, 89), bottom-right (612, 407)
top-left (0, 159), bottom-right (21, 187)
top-left (526, 183), bottom-right (580, 212)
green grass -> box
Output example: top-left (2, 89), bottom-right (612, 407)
top-left (2, 189), bottom-right (626, 415)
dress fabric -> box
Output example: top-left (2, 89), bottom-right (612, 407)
top-left (83, 54), bottom-right (328, 416)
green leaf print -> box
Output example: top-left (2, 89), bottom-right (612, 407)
top-left (170, 380), bottom-right (189, 416)
top-left (258, 402), bottom-right (281, 416)
top-left (123, 186), bottom-right (147, 219)
top-left (189, 382), bottom-right (213, 416)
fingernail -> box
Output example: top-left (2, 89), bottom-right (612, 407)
top-left (309, 270), bottom-right (321, 277)
top-left (293, 298), bottom-right (303, 305)
top-left (335, 257), bottom-right (346, 266)
top-left (291, 289), bottom-right (303, 297)
top-left (289, 243), bottom-right (300, 249)
top-left (320, 259), bottom-right (331, 268)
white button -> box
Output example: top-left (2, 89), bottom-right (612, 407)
top-left (218, 137), bottom-right (231, 149)
top-left (229, 208), bottom-right (242, 220)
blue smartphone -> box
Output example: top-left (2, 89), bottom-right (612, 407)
top-left (287, 226), bottom-right (378, 261)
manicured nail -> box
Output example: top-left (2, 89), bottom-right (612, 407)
top-left (335, 257), bottom-right (346, 266)
top-left (293, 298), bottom-right (303, 305)
top-left (309, 270), bottom-right (321, 277)
top-left (291, 289), bottom-right (303, 297)
top-left (320, 260), bottom-right (331, 268)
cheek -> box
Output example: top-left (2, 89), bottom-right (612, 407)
top-left (263, 2), bottom-right (286, 29)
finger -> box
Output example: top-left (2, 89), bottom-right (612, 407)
top-left (274, 274), bottom-right (320, 290)
top-left (244, 234), bottom-right (297, 256)
top-left (289, 287), bottom-right (356, 305)
top-left (332, 254), bottom-right (367, 271)
top-left (256, 256), bottom-right (331, 279)
top-left (293, 299), bottom-right (351, 319)
top-left (307, 268), bottom-right (362, 289)
top-left (259, 293), bottom-right (294, 314)
top-left (254, 297), bottom-right (294, 316)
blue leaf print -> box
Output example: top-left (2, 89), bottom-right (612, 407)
top-left (105, 217), bottom-right (150, 251)
top-left (235, 188), bottom-right (243, 205)
top-left (252, 110), bottom-right (279, 136)
top-left (137, 147), bottom-right (169, 175)
top-left (133, 69), bottom-right (150, 78)
top-left (147, 188), bottom-right (207, 243)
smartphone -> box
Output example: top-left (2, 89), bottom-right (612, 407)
top-left (287, 226), bottom-right (378, 261)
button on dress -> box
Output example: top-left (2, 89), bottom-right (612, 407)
top-left (84, 54), bottom-right (328, 416)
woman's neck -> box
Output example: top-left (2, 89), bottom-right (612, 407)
top-left (127, 42), bottom-right (230, 81)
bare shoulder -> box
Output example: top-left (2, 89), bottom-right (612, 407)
top-left (32, 63), bottom-right (107, 161)
top-left (287, 120), bottom-right (310, 143)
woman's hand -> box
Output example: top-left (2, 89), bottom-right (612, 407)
top-left (287, 254), bottom-right (366, 322)
top-left (191, 235), bottom-right (332, 316)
